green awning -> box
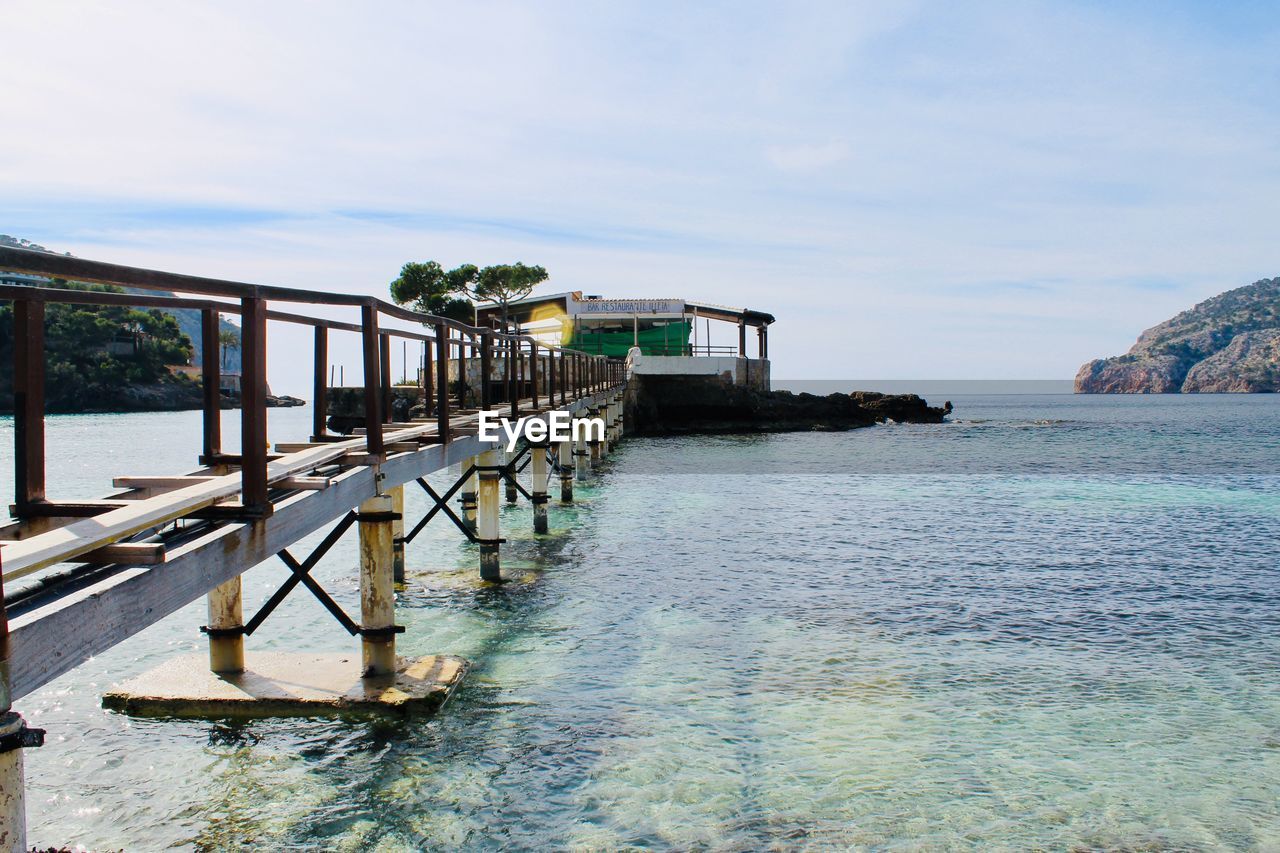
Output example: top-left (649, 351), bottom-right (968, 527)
top-left (567, 321), bottom-right (690, 357)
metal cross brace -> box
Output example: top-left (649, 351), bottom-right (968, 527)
top-left (406, 466), bottom-right (480, 544)
top-left (235, 510), bottom-right (362, 637)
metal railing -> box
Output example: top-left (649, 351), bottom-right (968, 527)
top-left (0, 246), bottom-right (626, 519)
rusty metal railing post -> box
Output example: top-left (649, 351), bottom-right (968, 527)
top-left (312, 325), bottom-right (327, 441)
top-left (509, 337), bottom-right (519, 419)
top-left (503, 336), bottom-right (513, 413)
top-left (240, 296), bottom-right (270, 515)
top-left (480, 332), bottom-right (492, 409)
top-left (360, 303), bottom-right (384, 458)
top-left (434, 322), bottom-right (450, 441)
top-left (559, 349), bottom-right (567, 406)
top-left (530, 341), bottom-right (539, 410)
top-left (423, 330), bottom-right (434, 414)
top-left (548, 345), bottom-right (556, 408)
top-left (13, 300), bottom-right (45, 513)
top-left (379, 332), bottom-right (392, 424)
top-left (456, 334), bottom-right (468, 410)
top-left (201, 307), bottom-right (222, 459)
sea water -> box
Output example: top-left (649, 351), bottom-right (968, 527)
top-left (2, 391), bottom-right (1278, 849)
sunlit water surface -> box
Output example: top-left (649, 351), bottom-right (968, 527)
top-left (1, 393), bottom-right (1278, 850)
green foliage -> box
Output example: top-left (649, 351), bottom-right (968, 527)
top-left (473, 263), bottom-right (548, 308)
top-left (0, 278), bottom-right (195, 411)
top-left (389, 261), bottom-right (477, 324)
top-left (218, 328), bottom-right (240, 369)
top-left (388, 259), bottom-right (550, 330)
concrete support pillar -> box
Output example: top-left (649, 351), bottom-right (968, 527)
top-left (600, 404), bottom-right (611, 456)
top-left (389, 483), bottom-right (406, 584)
top-left (530, 445), bottom-right (549, 533)
top-left (0, 712), bottom-right (28, 851)
top-left (558, 439), bottom-right (574, 502)
top-left (477, 449), bottom-right (502, 581)
top-left (206, 576), bottom-right (245, 674)
top-left (358, 493), bottom-right (397, 677)
top-left (504, 448), bottom-right (519, 504)
top-left (589, 407), bottom-right (603, 464)
top-left (460, 458), bottom-right (478, 533)
top-left (575, 430), bottom-right (590, 481)
top-left (615, 394), bottom-right (625, 439)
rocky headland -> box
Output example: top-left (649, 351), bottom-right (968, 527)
top-left (1075, 276), bottom-right (1280, 393)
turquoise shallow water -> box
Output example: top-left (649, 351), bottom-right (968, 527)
top-left (2, 394), bottom-right (1279, 849)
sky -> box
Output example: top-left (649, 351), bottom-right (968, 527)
top-left (4, 0), bottom-right (1280, 392)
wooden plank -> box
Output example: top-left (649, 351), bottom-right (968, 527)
top-left (0, 440), bottom-right (364, 581)
top-left (0, 395), bottom-right (598, 583)
top-left (13, 500), bottom-right (132, 517)
top-left (78, 543), bottom-right (166, 565)
top-left (112, 476), bottom-right (216, 489)
top-left (277, 476), bottom-right (330, 491)
top-left (5, 464), bottom-right (376, 700)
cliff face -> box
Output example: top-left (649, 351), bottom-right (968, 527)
top-left (1075, 277), bottom-right (1280, 393)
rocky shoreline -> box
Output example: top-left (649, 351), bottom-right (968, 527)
top-left (625, 375), bottom-right (951, 436)
top-left (0, 381), bottom-right (305, 415)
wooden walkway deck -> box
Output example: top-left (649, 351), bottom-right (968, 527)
top-left (0, 390), bottom-right (613, 701)
top-left (0, 245), bottom-right (628, 846)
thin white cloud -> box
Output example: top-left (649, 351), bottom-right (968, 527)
top-left (765, 141), bottom-right (850, 172)
top-left (4, 0), bottom-right (1280, 389)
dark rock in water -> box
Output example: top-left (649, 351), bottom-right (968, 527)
top-left (625, 375), bottom-right (951, 436)
top-left (108, 378), bottom-right (203, 413)
top-left (1075, 275), bottom-right (1280, 393)
top-left (266, 394), bottom-right (306, 408)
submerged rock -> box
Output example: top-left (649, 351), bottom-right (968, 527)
top-left (625, 376), bottom-right (951, 435)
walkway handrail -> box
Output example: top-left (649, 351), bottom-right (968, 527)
top-left (0, 246), bottom-right (628, 520)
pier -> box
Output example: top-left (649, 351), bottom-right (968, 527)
top-left (0, 246), bottom-right (628, 849)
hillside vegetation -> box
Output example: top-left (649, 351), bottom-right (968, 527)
top-left (1075, 277), bottom-right (1280, 393)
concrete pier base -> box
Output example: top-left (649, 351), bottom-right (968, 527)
top-left (575, 433), bottom-right (590, 481)
top-left (358, 494), bottom-right (397, 677)
top-left (206, 576), bottom-right (245, 674)
top-left (0, 712), bottom-right (28, 851)
top-left (530, 445), bottom-right (549, 533)
top-left (460, 458), bottom-right (478, 533)
top-left (558, 440), bottom-right (574, 502)
top-left (102, 652), bottom-right (468, 718)
top-left (589, 407), bottom-right (604, 463)
top-left (503, 448), bottom-right (518, 504)
top-left (389, 484), bottom-right (406, 583)
top-left (477, 449), bottom-right (502, 581)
